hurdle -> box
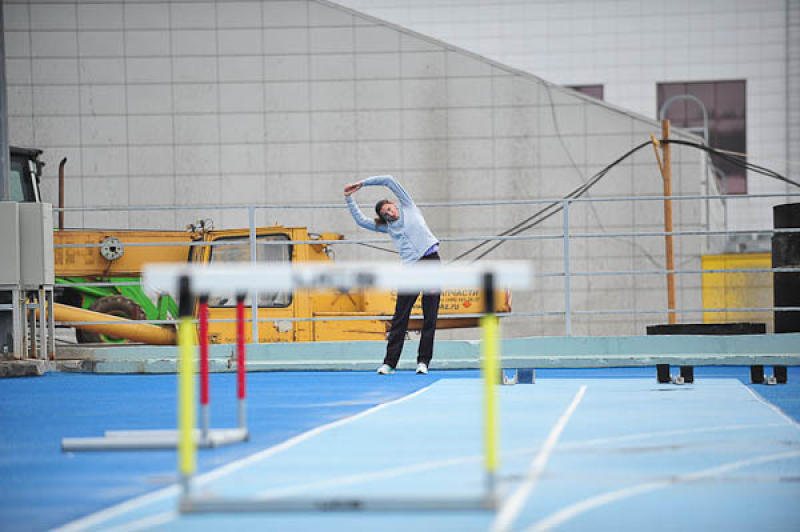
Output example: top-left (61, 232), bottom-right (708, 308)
top-left (141, 260), bottom-right (532, 513)
top-left (60, 290), bottom-right (249, 452)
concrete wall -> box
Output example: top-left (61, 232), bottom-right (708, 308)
top-left (3, 0), bottom-right (711, 337)
top-left (790, 0), bottom-right (800, 194)
top-left (336, 0), bottom-right (799, 232)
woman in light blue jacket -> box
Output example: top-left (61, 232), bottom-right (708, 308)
top-left (344, 176), bottom-right (440, 375)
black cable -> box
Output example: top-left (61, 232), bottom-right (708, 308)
top-left (472, 141), bottom-right (652, 260)
top-left (454, 138), bottom-right (798, 262)
top-left (357, 242), bottom-right (397, 254)
top-left (454, 140), bottom-right (652, 262)
top-left (661, 139), bottom-right (800, 188)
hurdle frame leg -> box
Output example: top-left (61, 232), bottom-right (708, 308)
top-left (236, 294), bottom-right (248, 435)
top-left (177, 275), bottom-right (196, 494)
top-left (199, 295), bottom-right (210, 440)
top-left (60, 288), bottom-right (249, 454)
top-left (480, 272), bottom-right (499, 503)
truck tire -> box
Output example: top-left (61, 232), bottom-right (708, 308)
top-left (76, 295), bottom-right (147, 344)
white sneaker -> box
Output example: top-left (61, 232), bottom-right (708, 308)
top-left (377, 364), bottom-right (394, 375)
top-left (416, 362), bottom-right (428, 375)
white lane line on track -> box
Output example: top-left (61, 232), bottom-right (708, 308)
top-left (743, 385), bottom-right (800, 429)
top-left (105, 511), bottom-right (177, 532)
top-left (55, 384), bottom-right (435, 532)
top-left (491, 385), bottom-right (587, 532)
top-left (116, 421), bottom-right (796, 531)
top-left (525, 450), bottom-right (800, 532)
top-left (560, 422), bottom-right (784, 449)
top-left (255, 454), bottom-right (479, 498)
top-left (252, 422), bottom-right (782, 500)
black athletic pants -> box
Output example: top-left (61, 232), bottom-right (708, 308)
top-left (383, 252), bottom-right (441, 368)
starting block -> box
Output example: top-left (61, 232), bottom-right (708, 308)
top-left (656, 364), bottom-right (694, 384)
top-left (501, 368), bottom-right (535, 385)
top-left (750, 365), bottom-right (788, 385)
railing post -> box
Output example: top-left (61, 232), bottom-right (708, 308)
top-left (248, 206), bottom-right (259, 344)
top-left (563, 199), bottom-right (572, 336)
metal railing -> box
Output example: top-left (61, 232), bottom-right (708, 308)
top-left (52, 192), bottom-right (799, 339)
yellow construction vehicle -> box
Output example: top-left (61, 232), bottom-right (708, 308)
top-left (54, 224), bottom-right (510, 344)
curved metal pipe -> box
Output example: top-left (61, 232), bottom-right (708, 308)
top-left (659, 93), bottom-right (709, 144)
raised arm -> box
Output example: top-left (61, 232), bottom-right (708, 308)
top-left (361, 175), bottom-right (414, 207)
top-left (345, 194), bottom-right (387, 233)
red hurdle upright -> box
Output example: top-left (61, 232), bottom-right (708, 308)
top-left (235, 294), bottom-right (247, 430)
top-left (198, 296), bottom-right (210, 440)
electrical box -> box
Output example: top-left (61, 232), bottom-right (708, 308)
top-left (18, 202), bottom-right (54, 287)
top-left (0, 202), bottom-right (21, 285)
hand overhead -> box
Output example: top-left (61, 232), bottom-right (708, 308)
top-left (344, 182), bottom-right (363, 196)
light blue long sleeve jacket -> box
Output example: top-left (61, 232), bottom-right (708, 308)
top-left (346, 175), bottom-right (439, 263)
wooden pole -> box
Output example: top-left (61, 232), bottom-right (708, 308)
top-left (661, 120), bottom-right (677, 324)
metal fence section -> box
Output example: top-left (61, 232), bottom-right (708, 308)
top-left (51, 192), bottom-right (800, 341)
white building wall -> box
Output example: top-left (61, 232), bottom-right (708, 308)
top-left (790, 0), bottom-right (800, 184)
top-left (4, 0), bottom-right (710, 336)
top-left (336, 0), bottom-right (799, 232)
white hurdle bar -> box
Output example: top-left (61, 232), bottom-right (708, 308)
top-left (142, 260), bottom-right (533, 513)
top-left (143, 260), bottom-right (532, 295)
top-left (61, 428), bottom-right (249, 451)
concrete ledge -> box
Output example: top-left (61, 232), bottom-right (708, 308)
top-left (52, 333), bottom-right (800, 374)
top-left (0, 360), bottom-right (56, 377)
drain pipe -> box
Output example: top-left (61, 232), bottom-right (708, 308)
top-left (58, 157), bottom-right (67, 230)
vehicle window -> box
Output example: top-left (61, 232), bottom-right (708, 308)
top-left (9, 158), bottom-right (32, 202)
top-left (207, 234), bottom-right (292, 308)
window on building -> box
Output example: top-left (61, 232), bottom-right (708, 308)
top-left (657, 80), bottom-right (747, 194)
top-left (567, 85), bottom-right (604, 100)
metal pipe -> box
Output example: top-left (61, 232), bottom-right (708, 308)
top-left (0, 6), bottom-right (9, 201)
top-left (51, 303), bottom-right (175, 345)
top-left (58, 157), bottom-right (67, 230)
top-left (52, 305), bottom-right (800, 328)
top-left (51, 226), bottom-right (800, 251)
top-left (562, 200), bottom-right (572, 336)
top-left (659, 93), bottom-right (709, 146)
top-left (248, 207), bottom-right (259, 345)
top-left (49, 191), bottom-right (800, 212)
